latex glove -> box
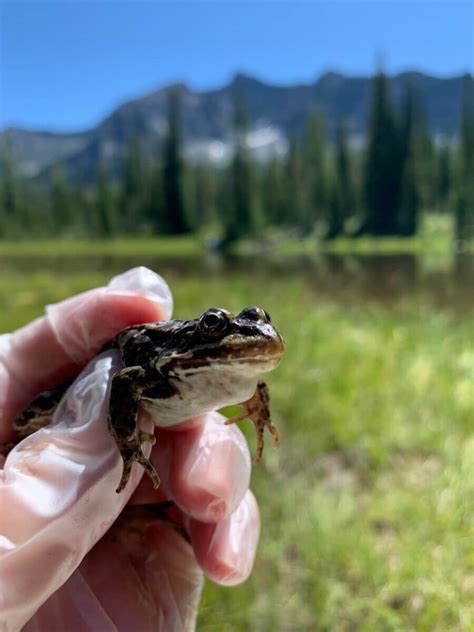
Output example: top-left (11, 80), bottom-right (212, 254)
top-left (0, 267), bottom-right (260, 632)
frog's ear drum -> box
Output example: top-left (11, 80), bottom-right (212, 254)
top-left (199, 308), bottom-right (231, 337)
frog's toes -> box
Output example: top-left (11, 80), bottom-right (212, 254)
top-left (225, 380), bottom-right (280, 464)
top-left (116, 437), bottom-right (161, 493)
top-left (138, 429), bottom-right (156, 446)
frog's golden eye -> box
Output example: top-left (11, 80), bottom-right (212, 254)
top-left (239, 306), bottom-right (270, 323)
top-left (199, 309), bottom-right (230, 337)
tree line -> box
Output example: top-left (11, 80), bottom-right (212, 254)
top-left (0, 72), bottom-right (473, 248)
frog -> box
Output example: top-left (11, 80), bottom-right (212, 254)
top-left (11, 306), bottom-right (284, 493)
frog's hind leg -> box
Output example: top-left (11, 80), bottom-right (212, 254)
top-left (109, 367), bottom-right (161, 493)
top-left (225, 380), bottom-right (280, 463)
top-left (0, 378), bottom-right (75, 460)
top-left (1, 379), bottom-right (74, 457)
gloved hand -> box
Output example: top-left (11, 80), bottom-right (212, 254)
top-left (0, 267), bottom-right (260, 632)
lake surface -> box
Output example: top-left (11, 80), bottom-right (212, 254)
top-left (1, 252), bottom-right (473, 311)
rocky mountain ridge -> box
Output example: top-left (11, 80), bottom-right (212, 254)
top-left (1, 71), bottom-right (470, 182)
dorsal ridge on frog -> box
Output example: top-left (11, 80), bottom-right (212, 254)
top-left (13, 306), bottom-right (284, 493)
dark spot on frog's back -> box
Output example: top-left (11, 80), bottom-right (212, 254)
top-left (117, 329), bottom-right (163, 367)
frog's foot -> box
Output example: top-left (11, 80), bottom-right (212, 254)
top-left (225, 381), bottom-right (279, 463)
top-left (116, 430), bottom-right (160, 494)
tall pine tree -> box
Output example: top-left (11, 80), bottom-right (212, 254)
top-left (436, 144), bottom-right (452, 211)
top-left (0, 150), bottom-right (21, 238)
top-left (454, 74), bottom-right (474, 247)
top-left (301, 109), bottom-right (328, 234)
top-left (120, 137), bottom-right (145, 234)
top-left (50, 167), bottom-right (74, 235)
top-left (223, 97), bottom-right (256, 244)
top-left (397, 86), bottom-right (420, 236)
top-left (96, 163), bottom-right (117, 237)
top-left (190, 164), bottom-right (216, 229)
top-left (326, 119), bottom-right (355, 239)
top-left (162, 88), bottom-right (189, 234)
top-left (146, 155), bottom-right (165, 233)
top-left (284, 139), bottom-right (305, 230)
top-left (361, 71), bottom-right (401, 235)
top-left (262, 158), bottom-right (287, 226)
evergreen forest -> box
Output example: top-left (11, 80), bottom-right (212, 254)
top-left (1, 72), bottom-right (473, 251)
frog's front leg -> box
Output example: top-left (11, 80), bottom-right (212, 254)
top-left (109, 366), bottom-right (160, 493)
top-left (225, 380), bottom-right (280, 463)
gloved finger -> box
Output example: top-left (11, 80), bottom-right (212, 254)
top-left (147, 413), bottom-right (252, 523)
top-left (21, 492), bottom-right (260, 631)
top-left (188, 489), bottom-right (260, 586)
top-left (23, 523), bottom-right (203, 632)
top-left (128, 481), bottom-right (260, 588)
top-left (23, 493), bottom-right (260, 630)
top-left (0, 267), bottom-right (172, 440)
top-left (0, 351), bottom-right (150, 631)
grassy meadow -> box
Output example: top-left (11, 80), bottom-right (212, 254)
top-left (0, 245), bottom-right (473, 630)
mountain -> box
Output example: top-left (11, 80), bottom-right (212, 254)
top-left (1, 71), bottom-right (471, 182)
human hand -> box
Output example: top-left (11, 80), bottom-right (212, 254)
top-left (0, 268), bottom-right (260, 632)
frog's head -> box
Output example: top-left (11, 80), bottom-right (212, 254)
top-left (146, 307), bottom-right (284, 425)
top-left (158, 306), bottom-right (284, 375)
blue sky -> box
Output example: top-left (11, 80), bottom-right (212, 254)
top-left (1, 1), bottom-right (473, 131)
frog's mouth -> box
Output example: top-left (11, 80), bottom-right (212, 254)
top-left (170, 334), bottom-right (284, 371)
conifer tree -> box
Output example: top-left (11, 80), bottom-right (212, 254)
top-left (223, 98), bottom-right (256, 244)
top-left (191, 164), bottom-right (216, 229)
top-left (262, 158), bottom-right (287, 226)
top-left (326, 120), bottom-right (354, 238)
top-left (397, 86), bottom-right (419, 236)
top-left (361, 71), bottom-right (401, 235)
top-left (414, 126), bottom-right (436, 211)
top-left (301, 109), bottom-right (328, 233)
top-left (163, 89), bottom-right (189, 234)
top-left (120, 137), bottom-right (144, 234)
top-left (284, 139), bottom-right (305, 230)
top-left (96, 163), bottom-right (117, 237)
top-left (0, 149), bottom-right (31, 238)
top-left (325, 177), bottom-right (341, 241)
top-left (455, 75), bottom-right (474, 246)
top-left (436, 144), bottom-right (452, 211)
top-left (146, 156), bottom-right (165, 234)
top-left (398, 157), bottom-right (419, 236)
top-left (0, 152), bottom-right (17, 238)
top-left (51, 166), bottom-right (74, 235)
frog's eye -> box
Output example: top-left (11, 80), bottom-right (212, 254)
top-left (239, 306), bottom-right (271, 323)
top-left (199, 309), bottom-right (230, 337)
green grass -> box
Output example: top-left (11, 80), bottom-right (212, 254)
top-left (1, 258), bottom-right (473, 630)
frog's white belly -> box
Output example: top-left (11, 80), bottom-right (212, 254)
top-left (141, 362), bottom-right (261, 428)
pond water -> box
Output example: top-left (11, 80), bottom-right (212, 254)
top-left (1, 252), bottom-right (473, 311)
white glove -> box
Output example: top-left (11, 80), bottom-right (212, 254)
top-left (0, 268), bottom-right (260, 632)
